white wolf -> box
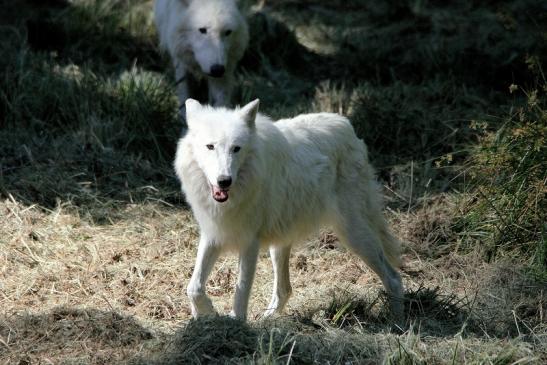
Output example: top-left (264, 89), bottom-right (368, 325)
top-left (154, 0), bottom-right (249, 110)
top-left (174, 99), bottom-right (404, 321)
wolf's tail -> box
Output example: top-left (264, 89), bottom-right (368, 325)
top-left (378, 220), bottom-right (402, 268)
top-left (362, 192), bottom-right (403, 269)
top-left (366, 177), bottom-right (402, 269)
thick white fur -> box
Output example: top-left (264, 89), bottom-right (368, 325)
top-left (154, 0), bottom-right (249, 107)
top-left (174, 100), bottom-right (404, 320)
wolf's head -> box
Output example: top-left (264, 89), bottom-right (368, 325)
top-left (184, 98), bottom-right (259, 203)
top-left (181, 0), bottom-right (249, 78)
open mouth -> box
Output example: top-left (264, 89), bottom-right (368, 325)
top-left (211, 185), bottom-right (229, 203)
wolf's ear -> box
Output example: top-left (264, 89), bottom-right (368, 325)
top-left (239, 99), bottom-right (259, 129)
top-left (185, 98), bottom-right (201, 126)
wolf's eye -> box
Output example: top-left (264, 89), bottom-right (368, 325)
top-left (206, 144), bottom-right (214, 150)
top-left (199, 27), bottom-right (207, 34)
top-left (233, 146), bottom-right (241, 153)
top-left (224, 29), bottom-right (232, 36)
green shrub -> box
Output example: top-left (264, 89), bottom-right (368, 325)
top-left (461, 82), bottom-right (546, 274)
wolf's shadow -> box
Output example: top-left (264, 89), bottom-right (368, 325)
top-left (0, 306), bottom-right (154, 364)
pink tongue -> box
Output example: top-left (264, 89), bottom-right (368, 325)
top-left (212, 186), bottom-right (229, 202)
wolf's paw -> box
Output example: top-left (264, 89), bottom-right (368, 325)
top-left (190, 296), bottom-right (216, 318)
top-left (229, 309), bottom-right (247, 320)
top-left (192, 308), bottom-right (217, 319)
top-left (262, 307), bottom-right (282, 318)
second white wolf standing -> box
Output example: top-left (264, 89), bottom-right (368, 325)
top-left (154, 0), bottom-right (249, 109)
top-left (174, 99), bottom-right (404, 321)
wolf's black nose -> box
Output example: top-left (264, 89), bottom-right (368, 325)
top-left (210, 64), bottom-right (225, 78)
top-left (217, 176), bottom-right (232, 189)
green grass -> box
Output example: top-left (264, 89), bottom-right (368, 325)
top-left (0, 0), bottom-right (180, 214)
top-left (0, 0), bottom-right (546, 363)
top-left (459, 74), bottom-right (547, 276)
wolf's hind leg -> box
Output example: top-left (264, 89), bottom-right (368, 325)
top-left (264, 245), bottom-right (292, 317)
top-left (187, 235), bottom-right (220, 318)
top-left (334, 212), bottom-right (404, 320)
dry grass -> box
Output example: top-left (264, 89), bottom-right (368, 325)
top-left (1, 0), bottom-right (546, 363)
top-left (1, 196), bottom-right (545, 363)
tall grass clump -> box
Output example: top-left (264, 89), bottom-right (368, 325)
top-left (461, 77), bottom-right (546, 275)
top-left (0, 8), bottom-right (180, 209)
top-left (25, 0), bottom-right (160, 71)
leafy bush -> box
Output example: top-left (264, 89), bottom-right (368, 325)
top-left (461, 80), bottom-right (546, 274)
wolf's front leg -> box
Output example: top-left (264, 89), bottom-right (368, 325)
top-left (187, 235), bottom-right (220, 318)
top-left (264, 245), bottom-right (292, 317)
top-left (174, 61), bottom-right (190, 123)
top-left (208, 75), bottom-right (233, 107)
top-left (232, 241), bottom-right (260, 320)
